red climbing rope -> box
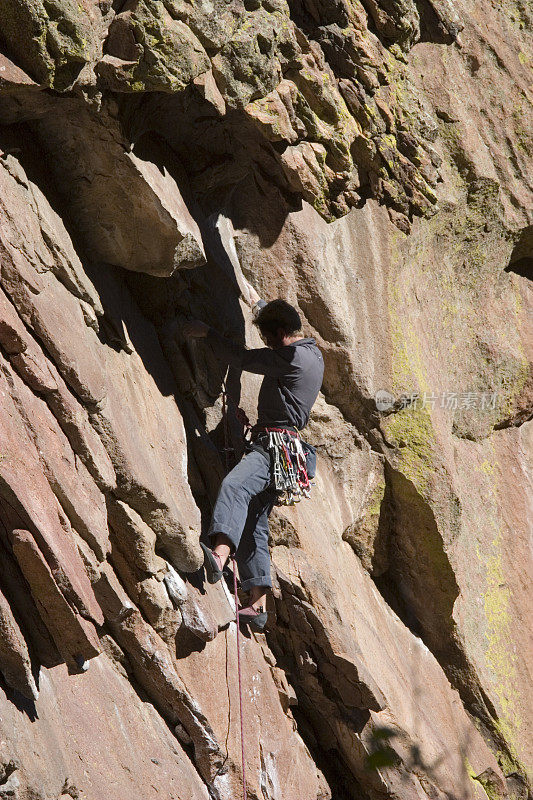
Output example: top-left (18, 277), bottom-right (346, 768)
top-left (221, 379), bottom-right (248, 800)
top-left (231, 555), bottom-right (247, 800)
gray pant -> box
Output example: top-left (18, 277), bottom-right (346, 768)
top-left (207, 447), bottom-right (277, 592)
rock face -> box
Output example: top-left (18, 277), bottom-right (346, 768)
top-left (0, 0), bottom-right (531, 798)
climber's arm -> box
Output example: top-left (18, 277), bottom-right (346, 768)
top-left (183, 277), bottom-right (287, 376)
top-left (205, 327), bottom-right (291, 377)
top-left (183, 321), bottom-right (291, 377)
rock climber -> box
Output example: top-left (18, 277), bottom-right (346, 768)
top-left (183, 282), bottom-right (324, 631)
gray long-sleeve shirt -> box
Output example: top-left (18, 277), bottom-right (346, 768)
top-left (206, 303), bottom-right (324, 430)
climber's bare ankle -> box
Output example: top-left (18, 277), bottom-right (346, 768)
top-left (249, 587), bottom-right (267, 612)
top-left (212, 534), bottom-right (231, 568)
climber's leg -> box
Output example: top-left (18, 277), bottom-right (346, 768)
top-left (229, 490), bottom-right (276, 631)
top-left (235, 488), bottom-right (277, 605)
top-left (205, 448), bottom-right (272, 573)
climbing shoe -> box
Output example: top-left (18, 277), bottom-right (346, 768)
top-left (238, 605), bottom-right (268, 632)
top-left (200, 542), bottom-right (224, 584)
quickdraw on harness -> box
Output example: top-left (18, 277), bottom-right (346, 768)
top-left (258, 427), bottom-right (311, 506)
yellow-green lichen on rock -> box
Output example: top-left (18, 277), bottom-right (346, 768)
top-left (387, 261), bottom-right (431, 396)
top-left (381, 405), bottom-right (438, 497)
top-left (342, 474), bottom-right (386, 571)
top-left (211, 8), bottom-right (291, 108)
top-left (381, 240), bottom-right (445, 495)
top-left (461, 443), bottom-right (529, 780)
top-left (101, 1), bottom-right (210, 93)
top-left (471, 450), bottom-right (522, 751)
top-left (0, 0), bottom-right (100, 89)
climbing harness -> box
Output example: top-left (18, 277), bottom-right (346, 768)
top-left (221, 381), bottom-right (314, 506)
top-left (254, 427), bottom-right (312, 506)
top-left (221, 387), bottom-right (314, 506)
top-left (231, 554), bottom-right (248, 800)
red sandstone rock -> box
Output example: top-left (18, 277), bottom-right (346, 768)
top-left (0, 1), bottom-right (530, 797)
top-left (0, 584), bottom-right (38, 700)
top-left (10, 529), bottom-right (101, 667)
top-left (0, 365), bottom-right (103, 625)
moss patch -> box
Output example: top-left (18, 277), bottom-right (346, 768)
top-left (382, 406), bottom-right (437, 497)
top-left (472, 443), bottom-right (523, 761)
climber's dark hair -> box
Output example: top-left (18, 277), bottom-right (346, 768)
top-left (254, 300), bottom-right (302, 337)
